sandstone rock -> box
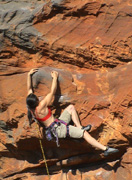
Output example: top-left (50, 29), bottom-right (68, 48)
top-left (115, 148), bottom-right (132, 180)
top-left (0, 0), bottom-right (132, 179)
top-left (0, 0), bottom-right (132, 69)
top-left (0, 65), bottom-right (131, 179)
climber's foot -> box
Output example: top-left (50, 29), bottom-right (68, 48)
top-left (104, 146), bottom-right (119, 156)
top-left (82, 124), bottom-right (92, 132)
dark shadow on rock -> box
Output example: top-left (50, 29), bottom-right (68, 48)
top-left (52, 79), bottom-right (62, 117)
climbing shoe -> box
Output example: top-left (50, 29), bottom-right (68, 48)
top-left (82, 124), bottom-right (92, 132)
top-left (104, 146), bottom-right (119, 156)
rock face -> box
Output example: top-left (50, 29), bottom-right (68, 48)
top-left (0, 0), bottom-right (132, 179)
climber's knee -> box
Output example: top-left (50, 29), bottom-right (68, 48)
top-left (65, 104), bottom-right (75, 114)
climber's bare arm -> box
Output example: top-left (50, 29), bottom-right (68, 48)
top-left (27, 68), bottom-right (38, 95)
top-left (38, 71), bottom-right (58, 110)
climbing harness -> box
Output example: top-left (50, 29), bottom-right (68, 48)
top-left (45, 119), bottom-right (70, 147)
top-left (29, 107), bottom-right (70, 147)
top-left (28, 107), bottom-right (69, 179)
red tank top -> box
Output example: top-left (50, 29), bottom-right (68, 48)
top-left (35, 107), bottom-right (52, 121)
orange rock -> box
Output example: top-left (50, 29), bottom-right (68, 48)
top-left (116, 148), bottom-right (132, 180)
top-left (0, 0), bottom-right (132, 179)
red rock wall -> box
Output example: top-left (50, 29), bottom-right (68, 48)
top-left (0, 0), bottom-right (132, 179)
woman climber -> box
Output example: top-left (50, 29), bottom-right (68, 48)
top-left (26, 68), bottom-right (119, 156)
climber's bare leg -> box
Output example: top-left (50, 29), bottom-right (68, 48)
top-left (65, 104), bottom-right (82, 128)
top-left (83, 131), bottom-right (106, 150)
top-left (65, 104), bottom-right (106, 150)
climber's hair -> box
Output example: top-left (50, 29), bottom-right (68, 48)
top-left (26, 93), bottom-right (39, 109)
top-left (26, 93), bottom-right (39, 126)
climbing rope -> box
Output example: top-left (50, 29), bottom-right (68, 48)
top-left (35, 122), bottom-right (50, 180)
